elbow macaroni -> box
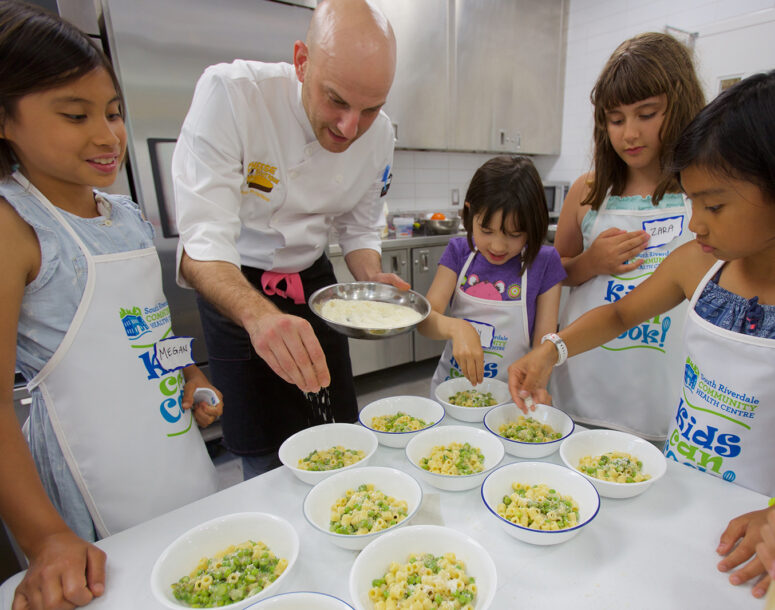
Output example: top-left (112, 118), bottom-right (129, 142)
top-left (171, 540), bottom-right (286, 607)
top-left (496, 482), bottom-right (579, 531)
top-left (298, 445), bottom-right (365, 471)
top-left (499, 416), bottom-right (561, 443)
top-left (371, 412), bottom-right (430, 433)
top-left (420, 442), bottom-right (484, 475)
top-left (578, 451), bottom-right (650, 483)
top-left (368, 552), bottom-right (476, 609)
top-left (447, 390), bottom-right (496, 408)
top-left (330, 484), bottom-right (409, 535)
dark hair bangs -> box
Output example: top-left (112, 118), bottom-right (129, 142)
top-left (595, 58), bottom-right (668, 112)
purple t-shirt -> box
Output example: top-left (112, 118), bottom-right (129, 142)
top-left (438, 237), bottom-right (566, 338)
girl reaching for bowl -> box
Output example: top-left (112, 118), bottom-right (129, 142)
top-left (417, 155), bottom-right (566, 400)
top-left (550, 33), bottom-right (705, 443)
top-left (0, 2), bottom-right (222, 606)
top-left (509, 70), bottom-right (775, 598)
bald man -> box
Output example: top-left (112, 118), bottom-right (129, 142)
top-left (172, 0), bottom-right (406, 477)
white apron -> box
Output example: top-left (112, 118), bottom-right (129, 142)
top-left (431, 250), bottom-right (530, 396)
top-left (550, 194), bottom-right (693, 440)
top-left (664, 261), bottom-right (774, 496)
top-left (24, 180), bottom-right (218, 538)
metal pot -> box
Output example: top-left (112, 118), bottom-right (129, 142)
top-left (428, 218), bottom-right (461, 234)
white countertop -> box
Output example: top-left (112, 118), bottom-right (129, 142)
top-left (0, 422), bottom-right (766, 609)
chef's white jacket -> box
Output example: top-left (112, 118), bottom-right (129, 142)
top-left (172, 60), bottom-right (395, 285)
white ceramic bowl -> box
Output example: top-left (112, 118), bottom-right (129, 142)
top-left (245, 591), bottom-right (354, 609)
top-left (483, 403), bottom-right (574, 458)
top-left (150, 512), bottom-right (299, 609)
top-left (358, 395), bottom-right (445, 448)
top-left (278, 423), bottom-right (378, 485)
top-left (481, 461), bottom-right (600, 546)
top-left (303, 466), bottom-right (423, 550)
top-left (434, 377), bottom-right (511, 422)
top-left (349, 525), bottom-right (497, 610)
top-left (404, 425), bottom-right (504, 491)
top-left (559, 429), bottom-right (667, 499)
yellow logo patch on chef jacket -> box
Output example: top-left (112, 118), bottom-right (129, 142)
top-left (245, 161), bottom-right (279, 198)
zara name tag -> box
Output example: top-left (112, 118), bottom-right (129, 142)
top-left (642, 215), bottom-right (684, 249)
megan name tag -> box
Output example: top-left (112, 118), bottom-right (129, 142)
top-left (642, 215), bottom-right (684, 249)
top-left (154, 336), bottom-right (195, 373)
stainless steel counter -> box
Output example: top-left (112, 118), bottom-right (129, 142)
top-left (326, 232), bottom-right (467, 257)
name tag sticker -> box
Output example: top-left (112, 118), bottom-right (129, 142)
top-left (642, 215), bottom-right (684, 249)
top-left (464, 318), bottom-right (495, 349)
top-left (154, 336), bottom-right (195, 373)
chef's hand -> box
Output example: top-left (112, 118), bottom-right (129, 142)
top-left (372, 272), bottom-right (411, 291)
top-left (756, 508), bottom-right (775, 580)
top-left (248, 312), bottom-right (330, 393)
top-left (507, 343), bottom-right (557, 413)
top-left (585, 227), bottom-right (650, 276)
top-left (13, 531), bottom-right (106, 610)
top-left (717, 506), bottom-right (774, 598)
top-left (450, 319), bottom-right (484, 386)
top-left (181, 365), bottom-right (224, 428)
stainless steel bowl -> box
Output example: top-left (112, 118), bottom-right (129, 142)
top-left (308, 282), bottom-right (431, 340)
top-left (428, 218), bottom-right (461, 234)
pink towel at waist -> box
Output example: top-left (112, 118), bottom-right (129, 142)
top-left (260, 271), bottom-right (305, 305)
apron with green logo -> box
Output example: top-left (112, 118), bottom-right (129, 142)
top-left (665, 261), bottom-right (774, 496)
top-left (25, 182), bottom-right (217, 538)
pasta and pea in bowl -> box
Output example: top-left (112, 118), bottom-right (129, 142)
top-left (483, 403), bottom-right (574, 459)
top-left (559, 429), bottom-right (666, 499)
top-left (358, 395), bottom-right (445, 448)
top-left (405, 425), bottom-right (504, 492)
top-left (481, 462), bottom-right (600, 546)
top-left (434, 378), bottom-right (511, 423)
top-left (278, 423), bottom-right (378, 485)
top-left (303, 466), bottom-right (423, 551)
top-left (349, 525), bottom-right (497, 610)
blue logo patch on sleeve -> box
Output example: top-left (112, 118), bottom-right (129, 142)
top-left (380, 165), bottom-right (392, 197)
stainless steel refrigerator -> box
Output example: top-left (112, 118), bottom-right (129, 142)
top-left (58, 0), bottom-right (317, 365)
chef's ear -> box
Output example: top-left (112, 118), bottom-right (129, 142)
top-left (293, 40), bottom-right (310, 83)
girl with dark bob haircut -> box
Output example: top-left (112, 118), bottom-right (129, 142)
top-left (419, 155), bottom-right (566, 400)
top-left (511, 71), bottom-right (775, 600)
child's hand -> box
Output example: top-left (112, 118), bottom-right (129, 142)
top-left (13, 531), bottom-right (106, 609)
top-left (756, 508), bottom-right (775, 580)
top-left (717, 507), bottom-right (773, 598)
top-left (181, 366), bottom-right (223, 428)
top-left (586, 227), bottom-right (650, 276)
top-left (507, 343), bottom-right (557, 413)
top-left (450, 319), bottom-right (484, 386)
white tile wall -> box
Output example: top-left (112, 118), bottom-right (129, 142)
top-left (384, 0), bottom-right (775, 216)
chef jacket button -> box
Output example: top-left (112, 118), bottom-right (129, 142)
top-left (103, 219), bottom-right (113, 226)
top-left (335, 175), bottom-right (343, 184)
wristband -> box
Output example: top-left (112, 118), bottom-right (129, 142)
top-left (769, 497), bottom-right (775, 507)
top-left (541, 333), bottom-right (568, 366)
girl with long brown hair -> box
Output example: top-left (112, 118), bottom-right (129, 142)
top-left (548, 32), bottom-right (705, 441)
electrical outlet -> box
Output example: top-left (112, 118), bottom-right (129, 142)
top-left (451, 188), bottom-right (460, 206)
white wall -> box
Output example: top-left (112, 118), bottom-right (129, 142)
top-left (385, 0), bottom-right (775, 218)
